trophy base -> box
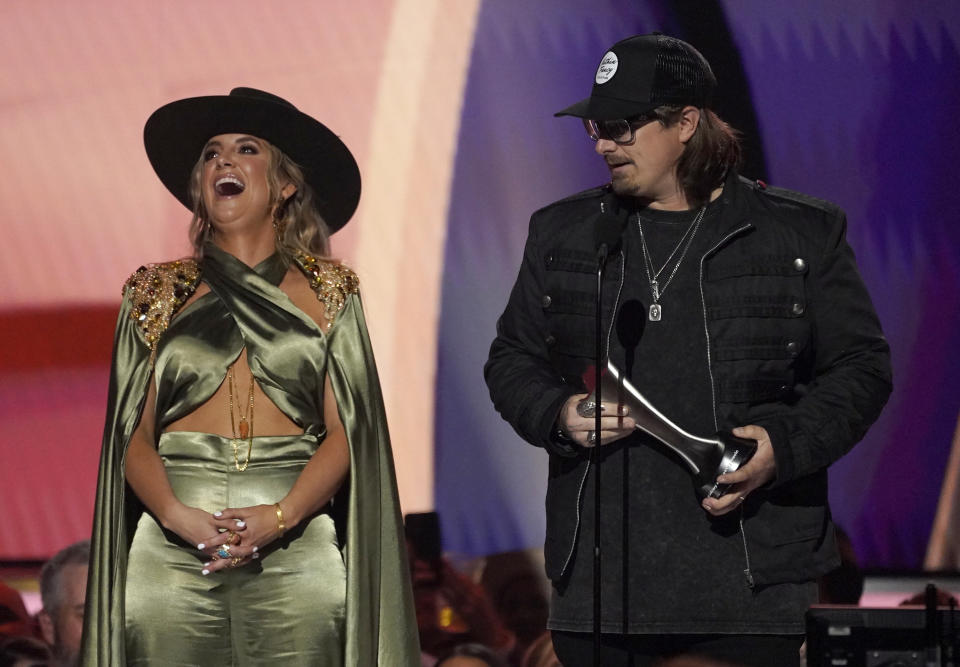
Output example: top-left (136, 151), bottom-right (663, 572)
top-left (696, 432), bottom-right (758, 499)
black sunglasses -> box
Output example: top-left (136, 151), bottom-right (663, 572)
top-left (583, 115), bottom-right (658, 145)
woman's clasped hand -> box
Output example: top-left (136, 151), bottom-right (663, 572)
top-left (192, 504), bottom-right (287, 574)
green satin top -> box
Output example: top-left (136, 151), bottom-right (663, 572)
top-left (81, 243), bottom-right (420, 666)
top-left (154, 247), bottom-right (328, 436)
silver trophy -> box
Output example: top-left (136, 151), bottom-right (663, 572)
top-left (587, 360), bottom-right (757, 499)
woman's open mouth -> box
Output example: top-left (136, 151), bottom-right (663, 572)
top-left (214, 176), bottom-right (245, 197)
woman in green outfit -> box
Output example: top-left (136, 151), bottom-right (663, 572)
top-left (81, 88), bottom-right (419, 666)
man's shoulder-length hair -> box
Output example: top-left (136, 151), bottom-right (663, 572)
top-left (654, 105), bottom-right (742, 208)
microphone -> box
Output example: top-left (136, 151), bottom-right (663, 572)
top-left (616, 299), bottom-right (646, 349)
top-left (594, 195), bottom-right (628, 262)
top-left (594, 212), bottom-right (626, 262)
top-left (616, 299), bottom-right (646, 378)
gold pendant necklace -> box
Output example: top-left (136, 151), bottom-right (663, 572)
top-left (227, 366), bottom-right (255, 471)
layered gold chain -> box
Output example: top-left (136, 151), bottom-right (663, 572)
top-left (227, 366), bottom-right (255, 471)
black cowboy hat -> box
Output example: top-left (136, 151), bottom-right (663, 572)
top-left (144, 87), bottom-right (360, 232)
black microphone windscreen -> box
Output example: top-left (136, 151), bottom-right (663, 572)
top-left (595, 213), bottom-right (625, 253)
top-left (616, 299), bottom-right (646, 349)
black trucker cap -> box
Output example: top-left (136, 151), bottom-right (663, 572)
top-left (555, 33), bottom-right (716, 120)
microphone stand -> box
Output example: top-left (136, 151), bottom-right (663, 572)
top-left (593, 242), bottom-right (608, 667)
top-left (925, 583), bottom-right (941, 667)
top-left (588, 195), bottom-right (625, 666)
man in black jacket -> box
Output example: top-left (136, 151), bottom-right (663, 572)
top-left (484, 33), bottom-right (891, 667)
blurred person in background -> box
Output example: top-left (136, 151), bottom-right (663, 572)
top-left (520, 632), bottom-right (561, 667)
top-left (0, 634), bottom-right (53, 667)
top-left (38, 541), bottom-right (88, 666)
top-left (480, 551), bottom-right (550, 665)
top-left (406, 513), bottom-right (514, 662)
top-left (434, 643), bottom-right (510, 667)
top-left (817, 526), bottom-right (863, 605)
top-left (0, 583), bottom-right (34, 641)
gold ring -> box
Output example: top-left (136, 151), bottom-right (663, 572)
top-left (227, 531), bottom-right (239, 545)
top-left (230, 556), bottom-right (243, 568)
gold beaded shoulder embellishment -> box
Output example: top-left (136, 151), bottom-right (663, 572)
top-left (294, 251), bottom-right (359, 326)
top-left (123, 259), bottom-right (201, 350)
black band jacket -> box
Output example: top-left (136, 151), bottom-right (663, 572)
top-left (484, 171), bottom-right (892, 586)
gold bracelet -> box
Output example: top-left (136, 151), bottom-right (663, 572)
top-left (274, 503), bottom-right (286, 536)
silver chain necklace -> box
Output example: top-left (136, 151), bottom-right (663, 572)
top-left (637, 205), bottom-right (706, 321)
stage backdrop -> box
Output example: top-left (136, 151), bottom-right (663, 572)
top-left (2, 0), bottom-right (958, 571)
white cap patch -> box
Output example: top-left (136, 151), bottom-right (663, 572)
top-left (595, 51), bottom-right (618, 84)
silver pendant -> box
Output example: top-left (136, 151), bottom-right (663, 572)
top-left (649, 303), bottom-right (662, 321)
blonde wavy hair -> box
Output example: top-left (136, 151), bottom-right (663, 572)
top-left (186, 139), bottom-right (332, 262)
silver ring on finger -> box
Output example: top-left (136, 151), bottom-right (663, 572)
top-left (576, 400), bottom-right (596, 418)
top-left (587, 430), bottom-right (597, 445)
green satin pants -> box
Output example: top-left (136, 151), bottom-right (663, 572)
top-left (124, 432), bottom-right (346, 666)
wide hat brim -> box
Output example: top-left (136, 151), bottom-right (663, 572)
top-left (144, 88), bottom-right (360, 233)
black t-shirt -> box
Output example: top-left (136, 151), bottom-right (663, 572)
top-left (548, 197), bottom-right (816, 634)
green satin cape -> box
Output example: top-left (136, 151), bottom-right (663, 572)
top-left (81, 245), bottom-right (419, 665)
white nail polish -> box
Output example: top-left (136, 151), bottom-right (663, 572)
top-left (197, 543), bottom-right (205, 550)
top-left (236, 521), bottom-right (246, 528)
top-left (214, 511), bottom-right (223, 517)
top-left (202, 569), bottom-right (210, 576)
top-left (203, 562), bottom-right (211, 567)
top-left (253, 553), bottom-right (260, 560)
top-left (252, 545), bottom-right (258, 553)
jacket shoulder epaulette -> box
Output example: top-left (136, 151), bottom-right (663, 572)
top-left (293, 251), bottom-right (360, 325)
top-left (747, 177), bottom-right (841, 216)
top-left (123, 259), bottom-right (201, 350)
top-left (533, 184), bottom-right (610, 217)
